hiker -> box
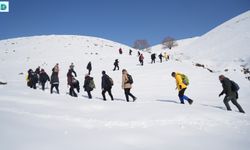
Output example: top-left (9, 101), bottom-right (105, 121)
top-left (101, 71), bottom-right (114, 101)
top-left (119, 48), bottom-right (123, 54)
top-left (87, 61), bottom-right (92, 75)
top-left (138, 51), bottom-right (141, 57)
top-left (83, 74), bottom-right (95, 99)
top-left (69, 77), bottom-right (80, 97)
top-left (139, 54), bottom-right (144, 66)
top-left (164, 52), bottom-right (169, 61)
top-left (35, 66), bottom-right (41, 85)
top-left (122, 69), bottom-right (137, 102)
top-left (39, 69), bottom-right (50, 91)
top-left (159, 53), bottom-right (163, 63)
top-left (151, 53), bottom-right (156, 64)
top-left (113, 59), bottom-right (119, 71)
top-left (69, 62), bottom-right (77, 77)
top-left (27, 69), bottom-right (38, 89)
top-left (129, 49), bottom-right (132, 55)
top-left (171, 72), bottom-right (193, 104)
top-left (218, 75), bottom-right (245, 113)
top-left (50, 72), bottom-right (59, 94)
top-left (26, 69), bottom-right (33, 88)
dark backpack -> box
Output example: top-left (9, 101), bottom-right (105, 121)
top-left (32, 72), bottom-right (38, 83)
top-left (231, 80), bottom-right (240, 92)
top-left (127, 74), bottom-right (133, 84)
top-left (109, 77), bottom-right (114, 86)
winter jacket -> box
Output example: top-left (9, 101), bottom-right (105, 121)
top-left (39, 72), bottom-right (50, 83)
top-left (220, 77), bottom-right (235, 97)
top-left (151, 54), bottom-right (156, 59)
top-left (28, 71), bottom-right (38, 84)
top-left (139, 54), bottom-right (144, 61)
top-left (175, 72), bottom-right (187, 91)
top-left (67, 70), bottom-right (74, 86)
top-left (84, 76), bottom-right (94, 91)
top-left (102, 74), bottom-right (112, 90)
top-left (50, 72), bottom-right (59, 85)
top-left (122, 74), bottom-right (132, 89)
top-left (114, 60), bottom-right (119, 66)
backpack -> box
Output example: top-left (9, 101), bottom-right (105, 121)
top-left (108, 77), bottom-right (114, 86)
top-left (32, 72), bottom-right (38, 83)
top-left (127, 74), bottom-right (133, 84)
top-left (89, 79), bottom-right (96, 89)
top-left (231, 80), bottom-right (240, 92)
top-left (180, 74), bottom-right (189, 86)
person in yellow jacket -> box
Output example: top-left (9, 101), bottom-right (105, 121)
top-left (171, 72), bottom-right (193, 104)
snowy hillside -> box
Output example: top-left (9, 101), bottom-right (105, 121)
top-left (1, 13), bottom-right (250, 150)
top-left (151, 11), bottom-right (250, 82)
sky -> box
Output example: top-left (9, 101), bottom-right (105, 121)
top-left (0, 0), bottom-right (250, 46)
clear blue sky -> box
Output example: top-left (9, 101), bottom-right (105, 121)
top-left (0, 0), bottom-right (249, 46)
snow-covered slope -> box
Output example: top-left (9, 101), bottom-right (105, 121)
top-left (184, 11), bottom-right (250, 70)
top-left (1, 12), bottom-right (250, 150)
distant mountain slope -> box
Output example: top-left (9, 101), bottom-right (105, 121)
top-left (184, 11), bottom-right (250, 65)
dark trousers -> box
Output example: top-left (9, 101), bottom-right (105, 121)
top-left (178, 88), bottom-right (190, 103)
top-left (102, 89), bottom-right (114, 100)
top-left (223, 95), bottom-right (245, 113)
top-left (69, 87), bottom-right (77, 97)
top-left (151, 59), bottom-right (155, 63)
top-left (113, 65), bottom-right (119, 71)
top-left (41, 82), bottom-right (46, 90)
top-left (86, 91), bottom-right (92, 99)
top-left (140, 60), bottom-right (144, 66)
top-left (51, 84), bottom-right (59, 94)
top-left (124, 88), bottom-right (136, 102)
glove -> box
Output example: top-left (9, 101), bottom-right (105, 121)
top-left (219, 93), bottom-right (223, 97)
top-left (179, 85), bottom-right (182, 89)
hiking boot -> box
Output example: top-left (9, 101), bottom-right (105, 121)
top-left (188, 99), bottom-right (193, 105)
top-left (240, 110), bottom-right (245, 113)
top-left (180, 102), bottom-right (184, 104)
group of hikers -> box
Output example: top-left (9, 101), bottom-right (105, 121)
top-left (26, 48), bottom-right (245, 113)
top-left (26, 62), bottom-right (137, 102)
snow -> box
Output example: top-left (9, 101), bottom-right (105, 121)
top-left (1, 12), bottom-right (250, 150)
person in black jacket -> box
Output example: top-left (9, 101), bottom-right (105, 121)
top-left (87, 61), bottom-right (92, 75)
top-left (84, 74), bottom-right (95, 99)
top-left (219, 75), bottom-right (245, 113)
top-left (151, 53), bottom-right (156, 64)
top-left (50, 72), bottom-right (59, 94)
top-left (159, 53), bottom-right (163, 63)
top-left (113, 59), bottom-right (119, 71)
top-left (101, 71), bottom-right (114, 101)
top-left (27, 70), bottom-right (38, 89)
top-left (39, 69), bottom-right (50, 91)
top-left (129, 49), bottom-right (132, 55)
